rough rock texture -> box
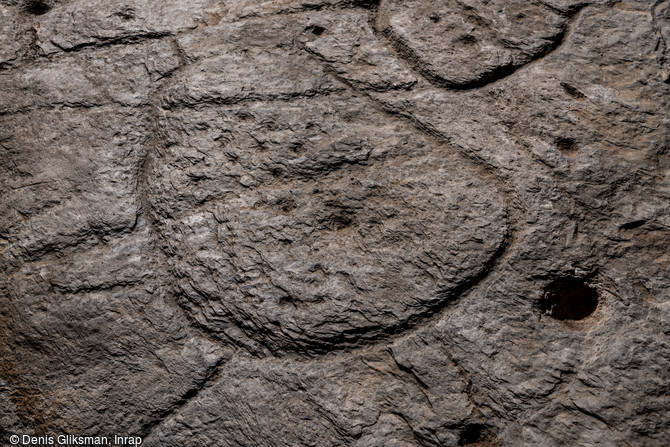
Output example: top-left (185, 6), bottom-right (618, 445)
top-left (1, 0), bottom-right (669, 446)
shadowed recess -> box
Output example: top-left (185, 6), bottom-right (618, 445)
top-left (306, 25), bottom-right (326, 36)
top-left (540, 277), bottom-right (599, 321)
top-left (352, 0), bottom-right (380, 8)
top-left (555, 136), bottom-right (578, 155)
top-left (620, 219), bottom-right (646, 230)
top-left (459, 423), bottom-right (499, 446)
top-left (23, 0), bottom-right (52, 15)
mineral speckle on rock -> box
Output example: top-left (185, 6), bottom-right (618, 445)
top-left (1, 0), bottom-right (669, 446)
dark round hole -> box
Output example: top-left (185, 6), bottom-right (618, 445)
top-left (429, 13), bottom-right (441, 23)
top-left (310, 25), bottom-right (325, 36)
top-left (540, 277), bottom-right (599, 321)
top-left (24, 0), bottom-right (51, 15)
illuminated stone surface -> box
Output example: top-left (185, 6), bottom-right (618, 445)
top-left (1, 0), bottom-right (669, 445)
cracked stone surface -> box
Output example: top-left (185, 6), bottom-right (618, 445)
top-left (1, 0), bottom-right (669, 446)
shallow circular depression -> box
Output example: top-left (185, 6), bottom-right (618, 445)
top-left (143, 40), bottom-right (509, 352)
top-left (145, 99), bottom-right (509, 351)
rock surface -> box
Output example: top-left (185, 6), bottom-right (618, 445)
top-left (1, 0), bottom-right (669, 446)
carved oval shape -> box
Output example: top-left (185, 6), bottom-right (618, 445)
top-left (376, 0), bottom-right (567, 88)
top-left (144, 19), bottom-right (508, 352)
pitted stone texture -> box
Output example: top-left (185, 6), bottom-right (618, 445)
top-left (144, 347), bottom-right (478, 447)
top-left (302, 10), bottom-right (417, 91)
top-left (376, 0), bottom-right (568, 88)
top-left (32, 0), bottom-right (221, 54)
top-left (0, 40), bottom-right (178, 113)
top-left (0, 108), bottom-right (146, 263)
top-left (0, 101), bottom-right (229, 438)
top-left (147, 92), bottom-right (507, 352)
top-left (0, 226), bottom-right (228, 435)
top-left (0, 4), bottom-right (30, 68)
top-left (1, 0), bottom-right (669, 445)
top-left (144, 15), bottom-right (506, 352)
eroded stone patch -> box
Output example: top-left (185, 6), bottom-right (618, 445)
top-left (141, 16), bottom-right (509, 353)
top-left (146, 95), bottom-right (507, 352)
top-left (376, 0), bottom-right (570, 88)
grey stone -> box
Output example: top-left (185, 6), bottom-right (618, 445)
top-left (1, 0), bottom-right (668, 446)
